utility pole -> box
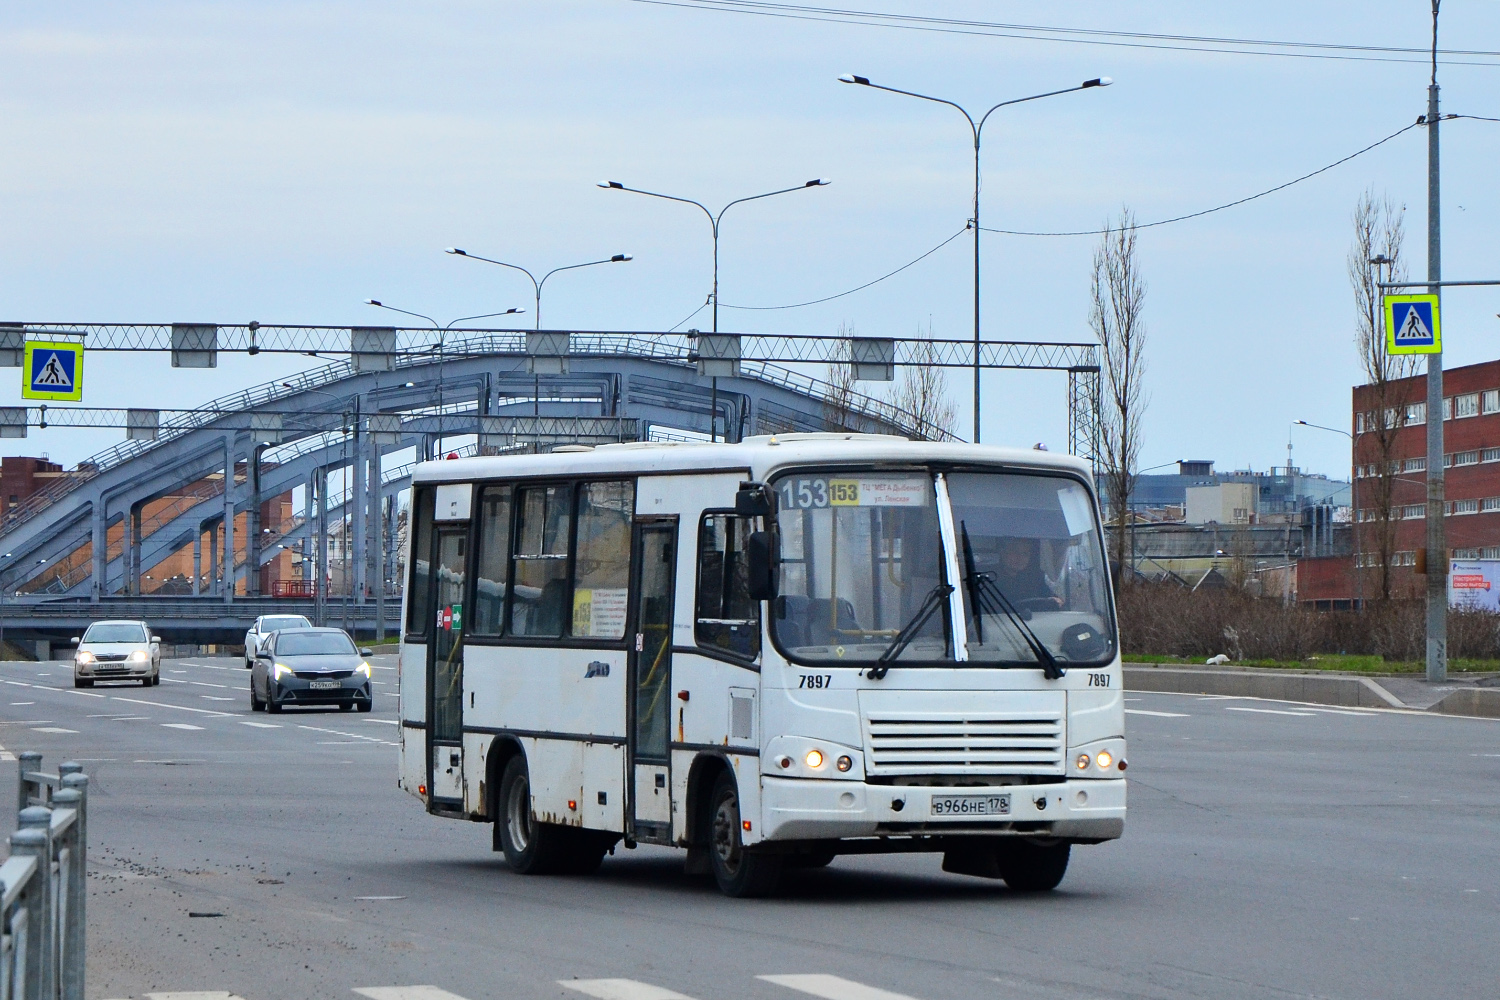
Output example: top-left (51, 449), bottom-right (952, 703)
top-left (1425, 0), bottom-right (1446, 684)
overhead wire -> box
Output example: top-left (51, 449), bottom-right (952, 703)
top-left (718, 227), bottom-right (967, 310)
top-left (624, 1), bottom-right (1500, 67)
top-left (984, 120), bottom-right (1426, 237)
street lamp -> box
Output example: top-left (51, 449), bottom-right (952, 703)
top-left (598, 178), bottom-right (829, 439)
top-left (839, 72), bottom-right (1111, 443)
top-left (445, 249), bottom-right (631, 330)
top-left (445, 249), bottom-right (632, 419)
top-left (1295, 419), bottom-right (1362, 610)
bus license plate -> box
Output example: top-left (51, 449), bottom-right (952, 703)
top-left (308, 680), bottom-right (340, 690)
top-left (931, 793), bottom-right (1011, 817)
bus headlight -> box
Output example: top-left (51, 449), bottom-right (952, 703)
top-left (1075, 753), bottom-right (1091, 771)
top-left (1095, 750), bottom-right (1113, 770)
top-left (804, 749), bottom-right (825, 769)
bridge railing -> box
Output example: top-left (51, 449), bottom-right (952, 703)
top-left (2, 752), bottom-right (88, 1000)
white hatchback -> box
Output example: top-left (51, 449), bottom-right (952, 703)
top-left (72, 620), bottom-right (161, 687)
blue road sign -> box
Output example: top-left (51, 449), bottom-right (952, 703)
top-left (22, 339), bottom-right (85, 401)
top-left (1385, 294), bottom-right (1441, 355)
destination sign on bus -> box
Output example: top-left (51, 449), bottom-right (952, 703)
top-left (780, 475), bottom-right (930, 509)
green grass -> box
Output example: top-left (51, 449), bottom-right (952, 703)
top-left (1125, 653), bottom-right (1500, 674)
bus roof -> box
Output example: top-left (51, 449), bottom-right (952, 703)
top-left (410, 433), bottom-right (1093, 485)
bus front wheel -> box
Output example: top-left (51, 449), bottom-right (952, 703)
top-left (707, 771), bottom-right (783, 898)
top-left (996, 841), bottom-right (1071, 892)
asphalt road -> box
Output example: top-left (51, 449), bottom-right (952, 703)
top-left (1, 655), bottom-right (1496, 1000)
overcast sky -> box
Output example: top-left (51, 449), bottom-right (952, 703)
top-left (2, 1), bottom-right (1498, 479)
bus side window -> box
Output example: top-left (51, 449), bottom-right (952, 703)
top-left (510, 484), bottom-right (573, 637)
top-left (695, 513), bottom-right (760, 660)
top-left (472, 484), bottom-right (514, 636)
top-left (571, 481), bottom-right (634, 639)
top-left (405, 487), bottom-right (436, 637)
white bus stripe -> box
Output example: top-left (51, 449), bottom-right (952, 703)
top-left (759, 974), bottom-right (922, 1000)
top-left (560, 979), bottom-right (698, 1000)
top-left (354, 988), bottom-right (472, 1000)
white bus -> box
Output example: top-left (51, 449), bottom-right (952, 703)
top-left (398, 433), bottom-right (1124, 897)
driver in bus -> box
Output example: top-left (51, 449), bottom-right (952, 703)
top-left (995, 537), bottom-right (1063, 609)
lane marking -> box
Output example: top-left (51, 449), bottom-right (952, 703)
top-left (188, 681), bottom-right (230, 689)
top-left (1297, 706), bottom-right (1380, 717)
top-left (1224, 706), bottom-right (1317, 717)
top-left (298, 724), bottom-right (393, 745)
top-left (1125, 709), bottom-right (1189, 718)
top-left (355, 988), bottom-right (474, 1000)
top-left (145, 992), bottom-right (249, 1000)
top-left (161, 678), bottom-right (188, 684)
top-left (110, 696), bottom-right (231, 717)
top-left (162, 723), bottom-right (205, 731)
top-left (759, 975), bottom-right (920, 1000)
top-left (32, 727), bottom-right (78, 734)
top-left (200, 696), bottom-right (236, 702)
top-left (363, 719), bottom-right (399, 725)
top-left (66, 690), bottom-right (106, 698)
top-left (240, 721), bottom-right (281, 729)
top-left (9, 702), bottom-right (34, 706)
top-left (354, 895), bottom-right (406, 900)
top-left (561, 981), bottom-right (697, 1000)
top-left (0, 743), bottom-right (13, 762)
top-left (1, 681), bottom-right (30, 687)
top-left (111, 717), bottom-right (150, 722)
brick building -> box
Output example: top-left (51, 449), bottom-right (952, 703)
top-left (1, 456), bottom-right (65, 513)
top-left (1301, 357), bottom-right (1500, 605)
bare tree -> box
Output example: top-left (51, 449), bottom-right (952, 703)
top-left (1350, 191), bottom-right (1415, 602)
top-left (1090, 209), bottom-right (1149, 592)
top-left (890, 321), bottom-right (957, 440)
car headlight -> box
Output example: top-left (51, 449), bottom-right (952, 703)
top-left (128, 650), bottom-right (149, 663)
top-left (355, 662), bottom-right (372, 677)
top-left (76, 651), bottom-right (95, 665)
top-left (273, 663), bottom-right (294, 679)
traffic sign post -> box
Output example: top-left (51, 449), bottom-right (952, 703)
top-left (1384, 294), bottom-right (1441, 355)
top-left (22, 340), bottom-right (84, 401)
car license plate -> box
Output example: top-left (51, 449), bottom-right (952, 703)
top-left (930, 793), bottom-right (1011, 817)
top-left (308, 680), bottom-right (340, 690)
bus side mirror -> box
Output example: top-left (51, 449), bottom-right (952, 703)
top-left (747, 530), bottom-right (779, 601)
top-left (736, 482), bottom-right (774, 518)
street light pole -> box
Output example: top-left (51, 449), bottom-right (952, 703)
top-left (599, 178), bottom-right (830, 441)
top-left (445, 250), bottom-right (632, 416)
top-left (839, 73), bottom-right (1111, 443)
top-left (1423, 0), bottom-right (1446, 683)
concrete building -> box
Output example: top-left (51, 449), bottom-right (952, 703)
top-left (1120, 460), bottom-right (1347, 522)
top-left (1185, 482), bottom-right (1258, 525)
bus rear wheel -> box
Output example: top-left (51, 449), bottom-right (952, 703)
top-left (996, 841), bottom-right (1071, 892)
top-left (707, 771), bottom-right (783, 897)
top-left (497, 756), bottom-right (571, 875)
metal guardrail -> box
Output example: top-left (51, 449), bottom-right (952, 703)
top-left (1, 752), bottom-right (87, 1000)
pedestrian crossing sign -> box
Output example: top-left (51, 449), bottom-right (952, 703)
top-left (22, 339), bottom-right (84, 401)
top-left (1385, 294), bottom-right (1441, 355)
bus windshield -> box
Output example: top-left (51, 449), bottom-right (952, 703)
top-left (770, 468), bottom-right (1115, 667)
top-left (772, 471), bottom-right (948, 662)
top-left (950, 472), bottom-right (1116, 666)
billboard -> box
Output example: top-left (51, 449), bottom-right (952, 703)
top-left (1448, 559), bottom-right (1500, 612)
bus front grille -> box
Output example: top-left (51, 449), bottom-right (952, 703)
top-left (859, 690), bottom-right (1066, 777)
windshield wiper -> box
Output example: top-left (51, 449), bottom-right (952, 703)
top-left (866, 583), bottom-right (953, 680)
top-left (961, 527), bottom-right (1065, 680)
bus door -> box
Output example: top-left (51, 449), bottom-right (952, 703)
top-left (628, 519), bottom-right (677, 842)
top-left (427, 524), bottom-right (468, 807)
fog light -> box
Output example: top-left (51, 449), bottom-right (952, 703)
top-left (1096, 750), bottom-right (1113, 770)
top-left (1075, 753), bottom-right (1091, 771)
top-left (836, 755), bottom-right (853, 772)
top-left (804, 749), bottom-right (824, 769)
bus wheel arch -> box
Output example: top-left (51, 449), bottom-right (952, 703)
top-left (683, 753), bottom-right (731, 874)
top-left (487, 738), bottom-right (525, 849)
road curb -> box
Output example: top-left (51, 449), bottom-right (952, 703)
top-left (1428, 687), bottom-right (1500, 719)
top-left (1124, 665), bottom-right (1406, 710)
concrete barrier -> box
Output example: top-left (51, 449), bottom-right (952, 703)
top-left (1428, 687), bottom-right (1500, 719)
top-left (1124, 664), bottom-right (1405, 709)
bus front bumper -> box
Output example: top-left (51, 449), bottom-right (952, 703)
top-left (759, 776), bottom-right (1125, 844)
